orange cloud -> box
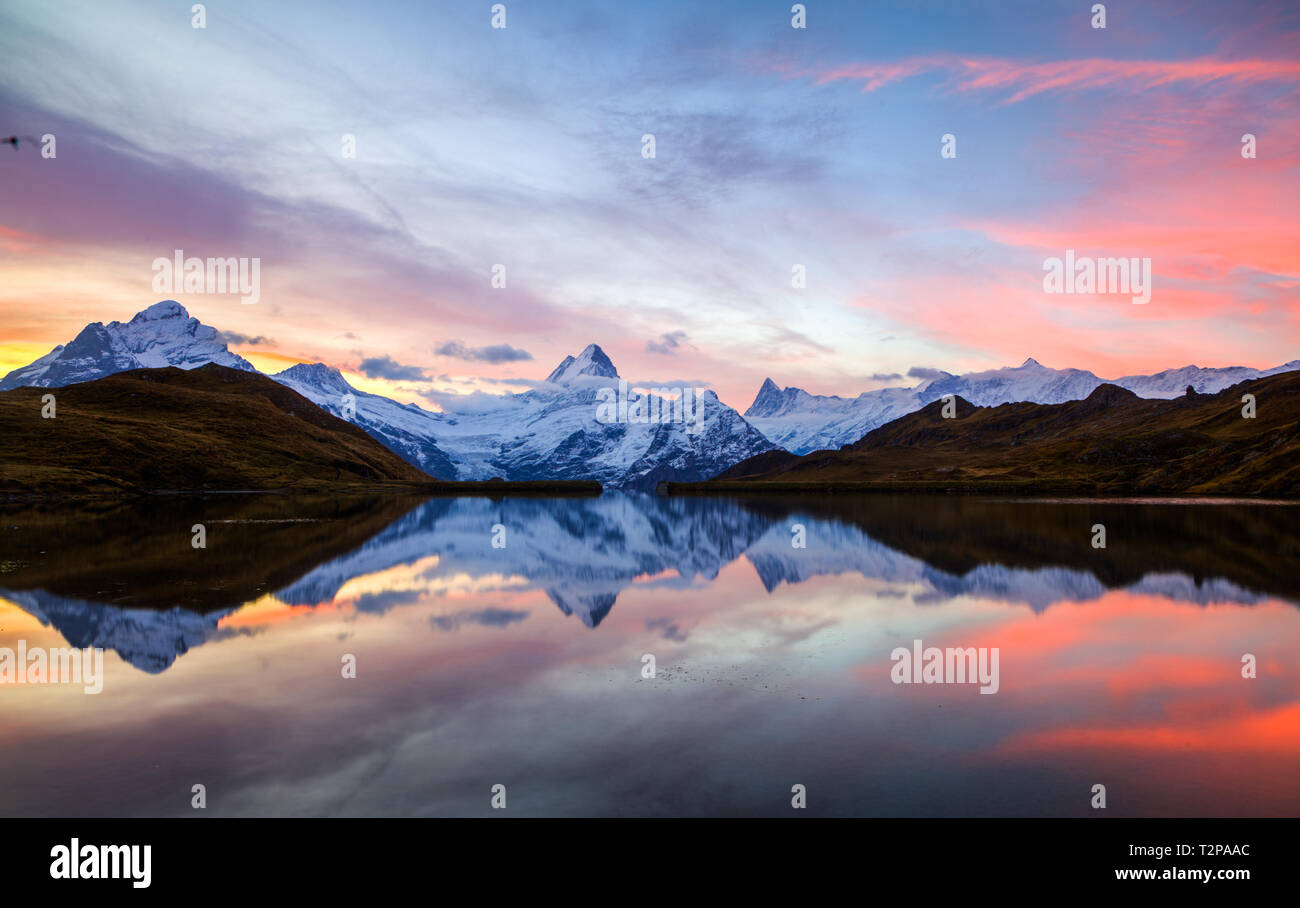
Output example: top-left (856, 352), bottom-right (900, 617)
top-left (1000, 702), bottom-right (1300, 755)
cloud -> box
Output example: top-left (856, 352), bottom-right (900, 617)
top-left (219, 330), bottom-right (274, 346)
top-left (868, 372), bottom-right (903, 382)
top-left (434, 340), bottom-right (533, 364)
top-left (645, 616), bottom-right (689, 642)
top-left (595, 109), bottom-right (830, 209)
top-left (358, 355), bottom-right (427, 381)
top-left (419, 387), bottom-right (531, 415)
top-left (354, 590), bottom-right (425, 614)
top-left (786, 54), bottom-right (1300, 105)
top-left (646, 331), bottom-right (689, 355)
top-left (430, 608), bottom-right (530, 632)
top-left (907, 366), bottom-right (945, 380)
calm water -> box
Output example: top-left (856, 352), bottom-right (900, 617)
top-left (1, 493), bottom-right (1297, 817)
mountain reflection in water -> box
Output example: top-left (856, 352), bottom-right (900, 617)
top-left (1, 494), bottom-right (1297, 817)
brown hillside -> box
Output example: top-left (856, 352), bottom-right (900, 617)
top-left (0, 363), bottom-right (431, 496)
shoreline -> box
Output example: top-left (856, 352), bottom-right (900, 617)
top-left (1, 479), bottom-right (604, 503)
top-left (657, 479), bottom-right (1299, 501)
top-left (7, 478), bottom-right (1296, 503)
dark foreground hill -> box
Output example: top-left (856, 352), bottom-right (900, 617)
top-left (683, 372), bottom-right (1300, 497)
top-left (0, 363), bottom-right (436, 496)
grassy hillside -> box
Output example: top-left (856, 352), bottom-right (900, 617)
top-left (0, 363), bottom-right (432, 496)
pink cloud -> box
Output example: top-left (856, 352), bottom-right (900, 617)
top-left (777, 53), bottom-right (1300, 104)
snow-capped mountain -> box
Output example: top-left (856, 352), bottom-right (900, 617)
top-left (745, 380), bottom-right (926, 454)
top-left (0, 303), bottom-right (775, 486)
top-left (546, 343), bottom-right (619, 383)
top-left (274, 343), bottom-right (775, 487)
top-left (11, 300), bottom-right (1296, 478)
top-left (923, 358), bottom-right (1106, 406)
top-left (748, 356), bottom-right (1300, 454)
top-left (1116, 362), bottom-right (1300, 397)
top-left (0, 300), bottom-right (254, 391)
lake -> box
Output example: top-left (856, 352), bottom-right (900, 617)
top-left (1, 493), bottom-right (1297, 817)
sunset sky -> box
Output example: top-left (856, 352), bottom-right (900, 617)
top-left (1, 0), bottom-right (1297, 410)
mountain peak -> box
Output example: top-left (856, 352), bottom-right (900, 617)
top-left (131, 300), bottom-right (189, 323)
top-left (0, 300), bottom-right (254, 391)
top-left (746, 377), bottom-right (788, 417)
top-left (1020, 357), bottom-right (1042, 368)
top-left (546, 344), bottom-right (619, 383)
top-left (275, 362), bottom-right (354, 396)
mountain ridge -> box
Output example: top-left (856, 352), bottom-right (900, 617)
top-left (709, 372), bottom-right (1300, 497)
top-left (6, 301), bottom-right (1299, 487)
top-left (746, 357), bottom-right (1300, 454)
top-left (0, 303), bottom-right (775, 489)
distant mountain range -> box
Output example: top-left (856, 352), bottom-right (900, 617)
top-left (273, 342), bottom-right (773, 488)
top-left (1, 302), bottom-right (772, 489)
top-left (746, 356), bottom-right (1300, 453)
top-left (3, 300), bottom-right (1297, 486)
top-left (716, 372), bottom-right (1300, 497)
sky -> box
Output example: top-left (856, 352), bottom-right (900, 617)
top-left (1, 0), bottom-right (1297, 411)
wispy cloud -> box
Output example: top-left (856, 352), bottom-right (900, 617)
top-left (430, 608), bottom-right (530, 632)
top-left (220, 330), bottom-right (274, 346)
top-left (434, 340), bottom-right (533, 364)
top-left (646, 331), bottom-right (689, 355)
top-left (782, 54), bottom-right (1300, 104)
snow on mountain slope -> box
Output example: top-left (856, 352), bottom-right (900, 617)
top-left (11, 300), bottom-right (1294, 479)
top-left (923, 358), bottom-right (1105, 406)
top-left (0, 301), bottom-right (774, 486)
top-left (273, 363), bottom-right (460, 479)
top-left (545, 343), bottom-right (619, 382)
top-left (748, 357), bottom-right (1300, 454)
top-left (1116, 361), bottom-right (1300, 398)
top-left (746, 385), bottom-right (922, 454)
top-left (483, 382), bottom-right (775, 487)
top-left (0, 301), bottom-right (254, 391)
top-left (278, 345), bottom-right (774, 488)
